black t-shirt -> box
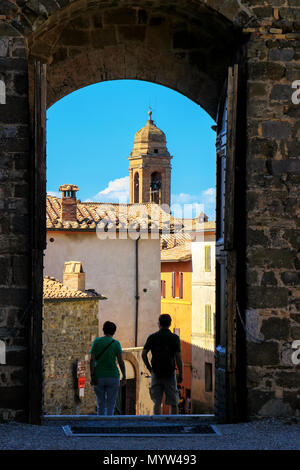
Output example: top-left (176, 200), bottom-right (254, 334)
top-left (144, 329), bottom-right (181, 376)
top-left (144, 328), bottom-right (181, 353)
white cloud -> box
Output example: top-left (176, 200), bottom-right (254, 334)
top-left (202, 187), bottom-right (216, 205)
top-left (171, 187), bottom-right (216, 220)
top-left (172, 193), bottom-right (195, 204)
top-left (90, 176), bottom-right (129, 203)
top-left (47, 191), bottom-right (60, 198)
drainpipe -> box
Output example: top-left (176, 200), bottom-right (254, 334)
top-left (135, 236), bottom-right (140, 347)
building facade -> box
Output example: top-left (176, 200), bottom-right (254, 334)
top-left (161, 224), bottom-right (216, 414)
top-left (161, 239), bottom-right (193, 414)
top-left (191, 223), bottom-right (216, 414)
top-left (45, 187), bottom-right (162, 350)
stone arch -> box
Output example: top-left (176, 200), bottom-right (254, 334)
top-left (23, 0), bottom-right (252, 423)
top-left (25, 0), bottom-right (253, 118)
top-left (16, 1), bottom-right (255, 35)
top-left (122, 351), bottom-right (140, 415)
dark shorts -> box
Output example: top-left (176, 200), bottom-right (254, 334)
top-left (150, 372), bottom-right (179, 406)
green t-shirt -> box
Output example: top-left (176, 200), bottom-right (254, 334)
top-left (90, 336), bottom-right (122, 378)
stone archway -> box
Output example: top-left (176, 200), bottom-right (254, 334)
top-left (5, 0), bottom-right (300, 427)
top-left (25, 0), bottom-right (249, 424)
top-left (122, 351), bottom-right (140, 415)
top-left (24, 1), bottom-right (251, 117)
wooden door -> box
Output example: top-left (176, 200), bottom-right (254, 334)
top-left (27, 61), bottom-right (47, 424)
top-left (215, 65), bottom-right (241, 423)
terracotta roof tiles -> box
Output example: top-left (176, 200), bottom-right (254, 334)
top-left (43, 276), bottom-right (106, 300)
top-left (46, 196), bottom-right (184, 233)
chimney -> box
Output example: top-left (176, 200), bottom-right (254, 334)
top-left (59, 184), bottom-right (79, 221)
top-left (63, 261), bottom-right (86, 291)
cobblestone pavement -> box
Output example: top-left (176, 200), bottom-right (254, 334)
top-left (0, 417), bottom-right (299, 450)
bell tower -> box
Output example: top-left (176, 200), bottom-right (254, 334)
top-left (128, 110), bottom-right (172, 206)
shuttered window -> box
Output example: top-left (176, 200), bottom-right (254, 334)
top-left (172, 272), bottom-right (176, 298)
top-left (205, 304), bottom-right (212, 334)
top-left (205, 246), bottom-right (211, 272)
top-left (161, 280), bottom-right (166, 298)
top-left (172, 272), bottom-right (183, 298)
top-left (179, 272), bottom-right (183, 299)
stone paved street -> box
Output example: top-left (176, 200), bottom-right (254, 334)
top-left (0, 417), bottom-right (299, 450)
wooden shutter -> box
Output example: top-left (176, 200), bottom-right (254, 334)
top-left (224, 64), bottom-right (238, 250)
top-left (215, 64), bottom-right (241, 422)
top-left (205, 304), bottom-right (212, 334)
top-left (161, 280), bottom-right (166, 298)
top-left (225, 65), bottom-right (239, 422)
top-left (179, 272), bottom-right (183, 299)
top-left (205, 246), bottom-right (211, 272)
top-left (172, 272), bottom-right (176, 298)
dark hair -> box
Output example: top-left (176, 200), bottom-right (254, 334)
top-left (103, 321), bottom-right (117, 335)
top-left (159, 314), bottom-right (172, 328)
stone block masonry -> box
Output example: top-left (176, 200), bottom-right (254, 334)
top-left (43, 298), bottom-right (99, 415)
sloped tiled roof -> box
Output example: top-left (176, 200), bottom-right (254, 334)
top-left (160, 221), bottom-right (216, 249)
top-left (161, 243), bottom-right (192, 262)
top-left (160, 232), bottom-right (193, 250)
top-left (46, 195), bottom-right (184, 233)
top-left (43, 276), bottom-right (106, 300)
top-left (160, 221), bottom-right (216, 262)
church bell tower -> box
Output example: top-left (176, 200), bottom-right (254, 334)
top-left (128, 110), bottom-right (172, 206)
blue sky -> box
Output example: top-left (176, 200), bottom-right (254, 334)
top-left (46, 80), bottom-right (216, 220)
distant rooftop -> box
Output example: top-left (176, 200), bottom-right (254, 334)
top-left (43, 276), bottom-right (106, 300)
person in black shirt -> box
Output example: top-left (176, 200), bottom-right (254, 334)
top-left (142, 314), bottom-right (183, 415)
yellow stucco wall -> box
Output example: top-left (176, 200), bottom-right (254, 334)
top-left (161, 260), bottom-right (192, 410)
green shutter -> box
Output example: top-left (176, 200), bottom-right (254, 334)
top-left (205, 304), bottom-right (212, 334)
top-left (205, 246), bottom-right (211, 272)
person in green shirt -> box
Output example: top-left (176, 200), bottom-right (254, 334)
top-left (90, 321), bottom-right (126, 415)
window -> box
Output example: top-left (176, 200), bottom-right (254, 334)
top-left (178, 272), bottom-right (183, 299)
top-left (172, 272), bottom-right (176, 298)
top-left (172, 272), bottom-right (183, 298)
top-left (205, 245), bottom-right (211, 272)
top-left (134, 172), bottom-right (139, 203)
top-left (205, 304), bottom-right (212, 334)
top-left (150, 172), bottom-right (162, 204)
top-left (162, 239), bottom-right (168, 249)
top-left (161, 280), bottom-right (166, 298)
top-left (205, 363), bottom-right (213, 392)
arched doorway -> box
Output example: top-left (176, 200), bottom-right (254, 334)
top-left (115, 359), bottom-right (137, 415)
top-left (25, 0), bottom-right (250, 424)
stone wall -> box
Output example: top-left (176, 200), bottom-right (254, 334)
top-left (0, 0), bottom-right (300, 422)
top-left (0, 27), bottom-right (31, 422)
top-left (244, 2), bottom-right (300, 419)
top-left (43, 298), bottom-right (99, 415)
